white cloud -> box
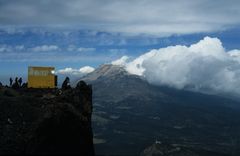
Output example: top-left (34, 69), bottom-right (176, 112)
top-left (227, 50), bottom-right (240, 63)
top-left (0, 44), bottom-right (25, 52)
top-left (125, 51), bottom-right (156, 76)
top-left (0, 45), bottom-right (9, 52)
top-left (111, 56), bottom-right (129, 66)
top-left (109, 49), bottom-right (127, 54)
top-left (67, 45), bottom-right (76, 52)
top-left (77, 47), bottom-right (95, 52)
top-left (67, 45), bottom-right (95, 52)
top-left (31, 45), bottom-right (59, 52)
top-left (0, 44), bottom-right (60, 54)
top-left (116, 36), bottom-right (240, 95)
top-left (58, 68), bottom-right (74, 74)
top-left (79, 66), bottom-right (95, 73)
top-left (15, 45), bottom-right (25, 51)
top-left (57, 66), bottom-right (95, 76)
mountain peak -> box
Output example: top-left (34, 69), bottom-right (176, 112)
top-left (79, 64), bottom-right (130, 82)
top-left (97, 64), bottom-right (128, 76)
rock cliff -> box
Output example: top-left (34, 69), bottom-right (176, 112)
top-left (0, 81), bottom-right (95, 155)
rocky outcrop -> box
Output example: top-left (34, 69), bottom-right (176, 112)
top-left (0, 81), bottom-right (94, 155)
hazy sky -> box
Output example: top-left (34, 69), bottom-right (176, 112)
top-left (0, 0), bottom-right (240, 86)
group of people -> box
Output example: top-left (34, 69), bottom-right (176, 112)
top-left (0, 77), bottom-right (26, 89)
top-left (9, 77), bottom-right (27, 89)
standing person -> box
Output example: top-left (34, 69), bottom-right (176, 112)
top-left (9, 77), bottom-right (13, 87)
top-left (15, 77), bottom-right (18, 84)
top-left (18, 77), bottom-right (22, 87)
top-left (12, 77), bottom-right (19, 89)
top-left (61, 77), bottom-right (71, 90)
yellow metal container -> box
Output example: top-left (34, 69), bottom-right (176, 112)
top-left (28, 66), bottom-right (57, 88)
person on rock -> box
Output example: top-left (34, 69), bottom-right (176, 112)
top-left (12, 77), bottom-right (20, 89)
top-left (9, 77), bottom-right (13, 87)
top-left (61, 77), bottom-right (71, 90)
top-left (18, 77), bottom-right (22, 87)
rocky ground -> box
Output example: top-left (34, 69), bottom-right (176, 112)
top-left (0, 81), bottom-right (94, 155)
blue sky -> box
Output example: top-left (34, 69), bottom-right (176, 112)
top-left (0, 0), bottom-right (240, 85)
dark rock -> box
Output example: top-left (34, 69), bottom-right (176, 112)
top-left (3, 88), bottom-right (19, 97)
top-left (0, 82), bottom-right (95, 155)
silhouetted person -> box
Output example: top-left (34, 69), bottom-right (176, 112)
top-left (62, 77), bottom-right (71, 90)
top-left (0, 82), bottom-right (2, 88)
top-left (9, 77), bottom-right (13, 87)
top-left (18, 77), bottom-right (22, 87)
top-left (12, 77), bottom-right (20, 89)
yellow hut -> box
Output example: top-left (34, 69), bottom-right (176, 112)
top-left (28, 66), bottom-right (57, 88)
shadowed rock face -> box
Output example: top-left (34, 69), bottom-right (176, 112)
top-left (0, 81), bottom-right (95, 155)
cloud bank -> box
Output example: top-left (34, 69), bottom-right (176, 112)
top-left (113, 37), bottom-right (240, 95)
top-left (0, 44), bottom-right (60, 53)
top-left (0, 44), bottom-right (25, 52)
top-left (0, 0), bottom-right (240, 36)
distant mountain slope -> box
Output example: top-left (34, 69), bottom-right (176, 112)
top-left (140, 142), bottom-right (229, 156)
top-left (76, 64), bottom-right (240, 156)
top-left (76, 64), bottom-right (166, 102)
